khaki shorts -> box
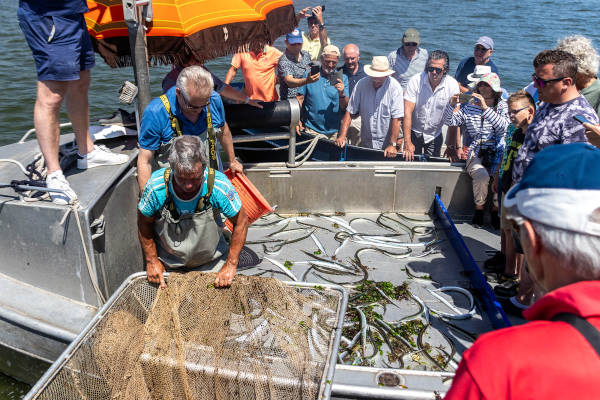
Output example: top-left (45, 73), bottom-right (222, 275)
top-left (303, 126), bottom-right (339, 141)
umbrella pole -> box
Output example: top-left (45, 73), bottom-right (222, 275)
top-left (122, 0), bottom-right (152, 117)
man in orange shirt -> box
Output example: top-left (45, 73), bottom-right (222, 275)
top-left (225, 44), bottom-right (283, 102)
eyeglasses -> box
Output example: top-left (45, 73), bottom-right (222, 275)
top-left (508, 106), bottom-right (528, 116)
top-left (179, 91), bottom-right (209, 110)
top-left (532, 73), bottom-right (565, 88)
top-left (426, 66), bottom-right (443, 74)
top-left (404, 42), bottom-right (418, 47)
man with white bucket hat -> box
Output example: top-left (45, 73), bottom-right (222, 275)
top-left (444, 142), bottom-right (600, 399)
top-left (336, 56), bottom-right (404, 157)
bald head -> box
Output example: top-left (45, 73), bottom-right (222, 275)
top-left (343, 44), bottom-right (360, 72)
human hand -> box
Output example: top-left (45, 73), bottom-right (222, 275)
top-left (247, 99), bottom-right (263, 109)
top-left (583, 122), bottom-right (600, 148)
top-left (229, 158), bottom-right (244, 176)
top-left (458, 146), bottom-right (468, 160)
top-left (449, 93), bottom-right (460, 108)
top-left (215, 262), bottom-right (237, 288)
top-left (296, 119), bottom-right (304, 135)
top-left (297, 6), bottom-right (311, 19)
top-left (334, 78), bottom-right (345, 95)
top-left (384, 144), bottom-right (398, 158)
top-left (146, 258), bottom-right (166, 289)
top-left (334, 134), bottom-right (347, 147)
top-left (312, 6), bottom-right (324, 23)
top-left (403, 142), bottom-right (415, 161)
top-left (307, 72), bottom-right (320, 84)
top-left (443, 147), bottom-right (458, 162)
top-left (471, 93), bottom-right (487, 110)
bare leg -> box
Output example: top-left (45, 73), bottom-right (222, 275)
top-left (65, 69), bottom-right (94, 156)
top-left (503, 228), bottom-right (518, 276)
top-left (34, 80), bottom-right (68, 174)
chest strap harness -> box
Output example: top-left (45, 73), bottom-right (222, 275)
top-left (159, 94), bottom-right (219, 170)
top-left (163, 166), bottom-right (215, 220)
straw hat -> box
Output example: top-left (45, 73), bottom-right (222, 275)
top-left (364, 56), bottom-right (395, 77)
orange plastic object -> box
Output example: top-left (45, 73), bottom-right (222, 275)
top-left (224, 170), bottom-right (273, 232)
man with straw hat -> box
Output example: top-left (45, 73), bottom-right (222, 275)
top-left (336, 56), bottom-right (404, 157)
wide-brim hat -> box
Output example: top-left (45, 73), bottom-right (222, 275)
top-left (467, 65), bottom-right (491, 82)
top-left (470, 72), bottom-right (502, 93)
top-left (364, 56), bottom-right (394, 77)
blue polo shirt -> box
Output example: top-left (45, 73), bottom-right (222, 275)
top-left (339, 63), bottom-right (368, 97)
top-left (138, 86), bottom-right (226, 151)
top-left (138, 168), bottom-right (241, 218)
top-left (454, 57), bottom-right (499, 87)
top-left (19, 0), bottom-right (88, 16)
top-left (298, 72), bottom-right (349, 135)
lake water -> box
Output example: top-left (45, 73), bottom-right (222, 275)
top-left (0, 0), bottom-right (598, 396)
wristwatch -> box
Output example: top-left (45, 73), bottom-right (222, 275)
top-left (318, 24), bottom-right (325, 30)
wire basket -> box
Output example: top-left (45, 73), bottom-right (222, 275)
top-left (25, 272), bottom-right (347, 400)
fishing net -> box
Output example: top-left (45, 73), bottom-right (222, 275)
top-left (31, 272), bottom-right (344, 400)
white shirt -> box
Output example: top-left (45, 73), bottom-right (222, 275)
top-left (405, 72), bottom-right (460, 143)
top-left (348, 76), bottom-right (404, 150)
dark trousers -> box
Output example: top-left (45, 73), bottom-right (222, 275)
top-left (412, 131), bottom-right (443, 157)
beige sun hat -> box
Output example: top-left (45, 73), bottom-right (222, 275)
top-left (467, 65), bottom-right (492, 82)
top-left (364, 56), bottom-right (395, 77)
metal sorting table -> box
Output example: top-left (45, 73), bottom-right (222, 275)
top-left (237, 196), bottom-right (509, 399)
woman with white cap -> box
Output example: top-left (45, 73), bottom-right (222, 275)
top-left (443, 72), bottom-right (510, 228)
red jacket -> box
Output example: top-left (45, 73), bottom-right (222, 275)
top-left (444, 281), bottom-right (600, 400)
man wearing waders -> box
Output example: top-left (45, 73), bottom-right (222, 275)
top-left (137, 136), bottom-right (249, 288)
top-left (137, 65), bottom-right (244, 193)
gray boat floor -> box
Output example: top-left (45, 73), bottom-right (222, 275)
top-left (237, 212), bottom-right (524, 373)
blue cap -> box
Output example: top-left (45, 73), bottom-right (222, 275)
top-left (504, 142), bottom-right (600, 236)
top-left (286, 29), bottom-right (303, 44)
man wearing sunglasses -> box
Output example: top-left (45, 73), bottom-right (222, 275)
top-left (402, 50), bottom-right (460, 160)
top-left (512, 50), bottom-right (599, 188)
top-left (137, 66), bottom-right (243, 192)
top-left (455, 36), bottom-right (499, 93)
top-left (444, 142), bottom-right (600, 400)
top-left (387, 28), bottom-right (428, 91)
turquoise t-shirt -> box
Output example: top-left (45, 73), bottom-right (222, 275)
top-left (138, 168), bottom-right (241, 218)
top-left (298, 71), bottom-right (350, 135)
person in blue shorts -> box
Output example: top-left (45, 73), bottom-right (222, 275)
top-left (137, 66), bottom-right (244, 193)
top-left (138, 135), bottom-right (249, 289)
top-left (18, 0), bottom-right (128, 205)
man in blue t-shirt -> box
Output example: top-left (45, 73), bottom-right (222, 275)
top-left (455, 36), bottom-right (499, 93)
top-left (297, 45), bottom-right (350, 139)
top-left (138, 136), bottom-right (248, 289)
top-left (137, 66), bottom-right (244, 193)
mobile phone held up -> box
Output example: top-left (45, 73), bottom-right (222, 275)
top-left (459, 92), bottom-right (474, 104)
top-left (573, 114), bottom-right (591, 125)
top-left (309, 61), bottom-right (321, 76)
top-left (329, 70), bottom-right (343, 86)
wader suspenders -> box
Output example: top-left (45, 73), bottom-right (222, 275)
top-left (552, 313), bottom-right (600, 358)
top-left (159, 94), bottom-right (218, 170)
top-left (163, 167), bottom-right (216, 220)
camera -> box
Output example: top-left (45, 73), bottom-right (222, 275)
top-left (477, 142), bottom-right (496, 169)
top-left (459, 93), bottom-right (474, 103)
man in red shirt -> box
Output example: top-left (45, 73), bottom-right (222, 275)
top-left (445, 142), bottom-right (600, 400)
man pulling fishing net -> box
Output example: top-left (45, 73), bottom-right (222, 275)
top-left (137, 135), bottom-right (249, 288)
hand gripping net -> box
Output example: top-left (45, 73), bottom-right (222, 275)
top-left (31, 273), bottom-right (343, 400)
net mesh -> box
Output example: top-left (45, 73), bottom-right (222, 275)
top-left (33, 273), bottom-right (342, 400)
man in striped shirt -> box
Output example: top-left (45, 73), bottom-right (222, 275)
top-left (138, 136), bottom-right (248, 289)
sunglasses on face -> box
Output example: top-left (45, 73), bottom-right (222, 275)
top-left (179, 92), bottom-right (209, 110)
top-left (426, 66), bottom-right (443, 74)
top-left (531, 73), bottom-right (565, 88)
top-left (508, 106), bottom-right (528, 116)
top-left (404, 42), bottom-right (418, 47)
top-left (474, 46), bottom-right (488, 52)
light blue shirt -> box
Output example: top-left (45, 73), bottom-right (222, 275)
top-left (138, 168), bottom-right (241, 218)
top-left (298, 71), bottom-right (350, 135)
top-left (387, 47), bottom-right (429, 90)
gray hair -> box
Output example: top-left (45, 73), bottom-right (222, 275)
top-left (530, 220), bottom-right (600, 280)
top-left (556, 35), bottom-right (600, 77)
top-left (168, 136), bottom-right (208, 173)
top-left (176, 65), bottom-right (214, 100)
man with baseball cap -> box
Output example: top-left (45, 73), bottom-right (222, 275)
top-left (297, 45), bottom-right (349, 139)
top-left (455, 36), bottom-right (499, 93)
top-left (387, 28), bottom-right (429, 90)
top-left (336, 56), bottom-right (404, 157)
top-left (277, 29), bottom-right (316, 100)
top-left (445, 142), bottom-right (600, 399)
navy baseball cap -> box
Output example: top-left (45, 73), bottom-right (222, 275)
top-left (504, 142), bottom-right (600, 236)
top-left (286, 29), bottom-right (303, 44)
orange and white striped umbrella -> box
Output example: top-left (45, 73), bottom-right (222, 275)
top-left (85, 0), bottom-right (296, 67)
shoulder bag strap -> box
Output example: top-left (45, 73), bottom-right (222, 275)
top-left (205, 105), bottom-right (219, 170)
top-left (160, 94), bottom-right (183, 137)
top-left (552, 312), bottom-right (600, 358)
top-left (195, 167), bottom-right (215, 212)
